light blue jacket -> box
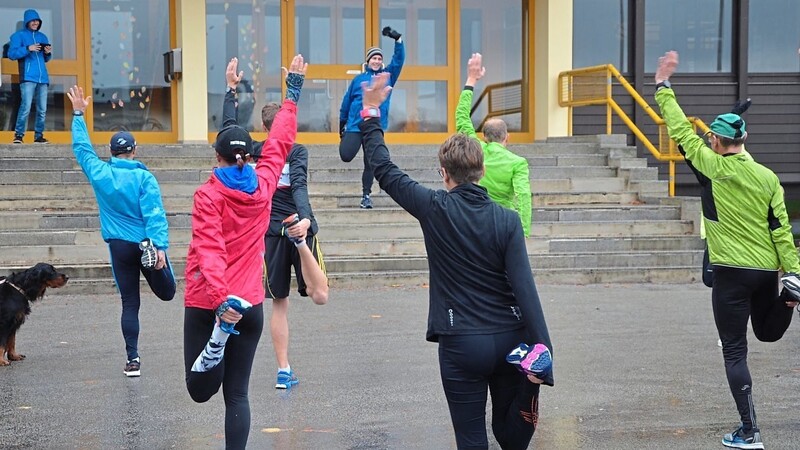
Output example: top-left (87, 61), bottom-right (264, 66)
top-left (340, 40), bottom-right (405, 131)
top-left (71, 116), bottom-right (169, 249)
top-left (8, 9), bottom-right (51, 84)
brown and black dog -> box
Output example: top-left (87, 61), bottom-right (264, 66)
top-left (0, 263), bottom-right (68, 365)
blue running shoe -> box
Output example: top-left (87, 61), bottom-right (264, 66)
top-left (722, 425), bottom-right (763, 449)
top-left (275, 369), bottom-right (299, 389)
top-left (217, 295), bottom-right (253, 335)
top-left (506, 343), bottom-right (552, 379)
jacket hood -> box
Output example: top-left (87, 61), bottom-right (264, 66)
top-left (209, 174), bottom-right (267, 220)
top-left (24, 9), bottom-right (42, 30)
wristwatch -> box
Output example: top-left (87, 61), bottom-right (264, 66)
top-left (655, 80), bottom-right (672, 91)
top-left (73, 110), bottom-right (84, 116)
top-left (360, 107), bottom-right (380, 120)
top-left (226, 86), bottom-right (236, 94)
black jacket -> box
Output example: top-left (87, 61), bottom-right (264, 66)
top-left (222, 89), bottom-right (318, 237)
top-left (359, 119), bottom-right (553, 385)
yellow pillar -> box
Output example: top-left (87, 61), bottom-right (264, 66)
top-left (534, 0), bottom-right (572, 139)
top-left (175, 0), bottom-right (209, 143)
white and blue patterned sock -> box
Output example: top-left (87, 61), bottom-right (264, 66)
top-left (191, 324), bottom-right (230, 372)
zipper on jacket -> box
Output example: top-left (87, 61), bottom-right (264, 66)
top-left (33, 31), bottom-right (44, 84)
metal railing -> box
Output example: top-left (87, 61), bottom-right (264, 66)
top-left (470, 79), bottom-right (523, 130)
top-left (558, 64), bottom-right (709, 196)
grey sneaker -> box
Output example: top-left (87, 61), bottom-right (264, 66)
top-left (139, 238), bottom-right (158, 269)
top-left (722, 425), bottom-right (763, 449)
top-left (781, 273), bottom-right (800, 302)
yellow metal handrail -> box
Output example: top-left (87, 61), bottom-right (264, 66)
top-left (470, 79), bottom-right (523, 130)
top-left (558, 64), bottom-right (709, 196)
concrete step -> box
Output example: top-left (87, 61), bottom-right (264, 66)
top-left (0, 221), bottom-right (425, 244)
top-left (1, 261), bottom-right (701, 296)
top-left (529, 220), bottom-right (694, 238)
top-left (530, 250), bottom-right (702, 270)
top-left (533, 205), bottom-right (681, 222)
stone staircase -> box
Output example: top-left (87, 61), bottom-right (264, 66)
top-left (0, 134), bottom-right (703, 294)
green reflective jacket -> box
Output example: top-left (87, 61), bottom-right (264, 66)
top-left (456, 88), bottom-right (532, 237)
top-left (656, 88), bottom-right (800, 273)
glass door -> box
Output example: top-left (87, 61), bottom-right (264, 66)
top-left (0, 0), bottom-right (85, 144)
top-left (287, 0), bottom-right (368, 144)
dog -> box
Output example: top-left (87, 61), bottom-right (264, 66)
top-left (0, 263), bottom-right (69, 365)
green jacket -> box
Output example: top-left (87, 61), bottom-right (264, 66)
top-left (656, 88), bottom-right (800, 273)
top-left (456, 88), bottom-right (532, 237)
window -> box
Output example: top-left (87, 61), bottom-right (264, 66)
top-left (206, 0), bottom-right (282, 132)
top-left (573, 0), bottom-right (629, 72)
top-left (644, 0), bottom-right (732, 73)
top-left (749, 0), bottom-right (800, 72)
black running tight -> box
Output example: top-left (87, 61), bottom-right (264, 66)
top-left (184, 304), bottom-right (263, 450)
top-left (712, 266), bottom-right (794, 432)
top-left (438, 329), bottom-right (540, 450)
top-left (339, 131), bottom-right (374, 196)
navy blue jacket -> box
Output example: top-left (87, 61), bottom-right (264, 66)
top-left (359, 118), bottom-right (553, 386)
top-left (8, 9), bottom-right (51, 84)
top-left (340, 40), bottom-right (405, 131)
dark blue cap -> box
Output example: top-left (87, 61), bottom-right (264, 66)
top-left (110, 131), bottom-right (136, 154)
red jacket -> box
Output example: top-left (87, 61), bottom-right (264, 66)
top-left (184, 100), bottom-right (297, 310)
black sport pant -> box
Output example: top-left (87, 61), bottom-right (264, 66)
top-left (184, 304), bottom-right (264, 450)
top-left (339, 131), bottom-right (374, 196)
top-left (265, 234), bottom-right (325, 299)
top-left (438, 329), bottom-right (540, 450)
top-left (108, 239), bottom-right (176, 361)
top-left (712, 266), bottom-right (794, 432)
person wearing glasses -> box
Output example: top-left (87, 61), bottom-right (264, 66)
top-left (655, 50), bottom-right (800, 450)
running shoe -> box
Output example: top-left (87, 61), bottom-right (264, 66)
top-left (124, 357), bottom-right (141, 377)
top-left (218, 295), bottom-right (253, 335)
top-left (139, 238), bottom-right (158, 269)
top-left (360, 194), bottom-right (373, 209)
top-left (12, 135), bottom-right (23, 144)
top-left (780, 272), bottom-right (800, 302)
top-left (506, 343), bottom-right (552, 379)
top-left (722, 425), bottom-right (763, 449)
top-left (281, 213), bottom-right (304, 246)
top-left (275, 369), bottom-right (299, 389)
top-left (33, 136), bottom-right (49, 144)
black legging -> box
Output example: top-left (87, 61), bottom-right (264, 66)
top-left (438, 329), bottom-right (540, 450)
top-left (339, 131), bottom-right (374, 196)
top-left (183, 304), bottom-right (263, 450)
top-left (712, 266), bottom-right (794, 433)
top-left (108, 239), bottom-right (176, 361)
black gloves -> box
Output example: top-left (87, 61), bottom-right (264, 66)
top-left (382, 26), bottom-right (402, 41)
top-left (339, 119), bottom-right (347, 138)
top-left (731, 98), bottom-right (751, 115)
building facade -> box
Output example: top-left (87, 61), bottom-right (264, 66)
top-left (0, 0), bottom-right (798, 195)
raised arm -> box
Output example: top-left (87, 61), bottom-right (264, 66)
top-left (256, 55), bottom-right (307, 190)
top-left (456, 53), bottom-right (485, 138)
top-left (67, 86), bottom-right (105, 177)
top-left (221, 57), bottom-right (244, 128)
top-left (359, 72), bottom-right (435, 218)
top-left (383, 27), bottom-right (405, 85)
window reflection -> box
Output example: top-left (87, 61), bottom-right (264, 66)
top-left (573, 0), bottom-right (628, 72)
top-left (749, 0), bottom-right (800, 72)
top-left (295, 0), bottom-right (365, 66)
top-left (380, 0), bottom-right (447, 66)
top-left (206, 0), bottom-right (282, 132)
top-left (90, 0), bottom-right (172, 131)
top-left (644, 0), bottom-right (732, 73)
top-left (460, 0), bottom-right (526, 131)
top-left (389, 81), bottom-right (447, 132)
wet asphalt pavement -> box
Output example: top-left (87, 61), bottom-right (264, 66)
top-left (1, 283), bottom-right (800, 449)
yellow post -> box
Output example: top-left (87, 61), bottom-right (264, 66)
top-left (669, 161), bottom-right (675, 197)
top-left (175, 0), bottom-right (209, 143)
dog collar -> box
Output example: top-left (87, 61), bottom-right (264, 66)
top-left (0, 278), bottom-right (27, 298)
